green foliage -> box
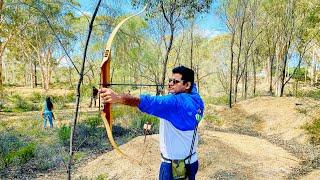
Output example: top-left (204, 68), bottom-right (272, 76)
top-left (58, 121), bottom-right (108, 150)
top-left (33, 143), bottom-right (67, 171)
top-left (29, 92), bottom-right (44, 103)
top-left (288, 68), bottom-right (307, 81)
top-left (303, 118), bottom-right (320, 145)
top-left (0, 130), bottom-right (68, 174)
top-left (8, 94), bottom-right (41, 112)
top-left (58, 125), bottom-right (71, 146)
top-left (51, 93), bottom-right (75, 109)
top-left (204, 95), bottom-right (229, 105)
top-left (0, 132), bottom-right (36, 169)
top-left (81, 84), bottom-right (94, 98)
top-left (74, 123), bottom-right (107, 150)
top-left (113, 105), bottom-right (139, 119)
top-left (132, 0), bottom-right (213, 19)
top-left (131, 114), bottom-right (159, 133)
top-left (4, 143), bottom-right (36, 166)
top-left (297, 89), bottom-right (320, 100)
top-left (97, 174), bottom-right (107, 180)
top-left (84, 115), bottom-right (103, 128)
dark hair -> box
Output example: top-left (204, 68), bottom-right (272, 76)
top-left (46, 97), bottom-right (53, 111)
top-left (172, 66), bottom-right (194, 91)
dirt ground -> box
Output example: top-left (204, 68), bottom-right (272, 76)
top-left (35, 96), bottom-right (320, 179)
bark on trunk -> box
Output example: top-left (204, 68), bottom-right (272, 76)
top-left (161, 27), bottom-right (174, 94)
top-left (229, 32), bottom-right (235, 108)
top-left (234, 6), bottom-right (247, 103)
top-left (0, 0), bottom-right (4, 86)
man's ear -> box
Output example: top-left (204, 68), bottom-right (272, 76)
top-left (185, 82), bottom-right (191, 90)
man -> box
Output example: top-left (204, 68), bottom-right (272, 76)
top-left (99, 66), bottom-right (204, 180)
top-left (89, 86), bottom-right (99, 108)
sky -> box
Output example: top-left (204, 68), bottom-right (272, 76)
top-left (59, 1), bottom-right (228, 67)
top-left (76, 0), bottom-right (228, 38)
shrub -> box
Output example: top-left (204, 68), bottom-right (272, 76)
top-left (29, 92), bottom-right (43, 103)
top-left (84, 115), bottom-right (102, 128)
top-left (299, 90), bottom-right (320, 100)
top-left (130, 114), bottom-right (159, 133)
top-left (112, 105), bottom-right (138, 119)
top-left (75, 123), bottom-right (107, 150)
top-left (51, 93), bottom-right (75, 110)
top-left (58, 122), bottom-right (107, 150)
top-left (204, 95), bottom-right (229, 105)
top-left (303, 118), bottom-right (320, 145)
top-left (288, 67), bottom-right (308, 81)
top-left (8, 94), bottom-right (40, 112)
top-left (33, 143), bottom-right (68, 171)
top-left (0, 132), bottom-right (36, 169)
top-left (4, 143), bottom-right (36, 166)
top-left (0, 133), bottom-right (24, 170)
top-left (58, 125), bottom-right (71, 146)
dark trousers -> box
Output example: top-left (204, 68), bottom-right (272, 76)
top-left (159, 160), bottom-right (199, 180)
top-left (89, 96), bottom-right (97, 108)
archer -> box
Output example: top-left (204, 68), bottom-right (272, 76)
top-left (99, 66), bottom-right (204, 180)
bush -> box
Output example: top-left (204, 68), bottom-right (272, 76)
top-left (58, 122), bottom-right (107, 150)
top-left (29, 92), bottom-right (43, 103)
top-left (303, 118), bottom-right (320, 145)
top-left (75, 123), bottom-right (107, 150)
top-left (0, 132), bottom-right (36, 169)
top-left (5, 143), bottom-right (36, 166)
top-left (0, 133), bottom-right (24, 169)
top-left (297, 90), bottom-right (320, 100)
top-left (58, 125), bottom-right (71, 146)
top-left (85, 115), bottom-right (103, 128)
top-left (288, 67), bottom-right (308, 81)
top-left (51, 93), bottom-right (75, 110)
top-left (130, 114), bottom-right (159, 133)
top-left (204, 95), bottom-right (229, 105)
top-left (112, 105), bottom-right (138, 119)
top-left (8, 94), bottom-right (40, 112)
top-left (33, 143), bottom-right (68, 171)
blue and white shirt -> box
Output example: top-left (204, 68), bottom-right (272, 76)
top-left (138, 85), bottom-right (204, 164)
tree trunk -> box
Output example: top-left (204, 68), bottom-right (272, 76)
top-left (280, 42), bottom-right (290, 97)
top-left (34, 61), bottom-right (37, 87)
top-left (268, 55), bottom-right (274, 94)
top-left (190, 19), bottom-right (194, 70)
top-left (229, 31), bottom-right (235, 108)
top-left (0, 55), bottom-right (2, 86)
top-left (252, 54), bottom-right (257, 96)
top-left (196, 65), bottom-right (200, 93)
top-left (311, 48), bottom-right (316, 86)
top-left (244, 59), bottom-right (248, 99)
top-left (161, 26), bottom-right (174, 94)
top-left (0, 0), bottom-right (3, 86)
top-left (234, 5), bottom-right (247, 103)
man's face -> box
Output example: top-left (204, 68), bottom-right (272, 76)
top-left (167, 73), bottom-right (191, 94)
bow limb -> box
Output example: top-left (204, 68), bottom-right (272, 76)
top-left (100, 5), bottom-right (147, 158)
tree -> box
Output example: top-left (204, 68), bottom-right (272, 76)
top-left (132, 0), bottom-right (212, 94)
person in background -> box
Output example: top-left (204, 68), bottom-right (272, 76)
top-left (43, 96), bottom-right (55, 128)
top-left (89, 86), bottom-right (99, 108)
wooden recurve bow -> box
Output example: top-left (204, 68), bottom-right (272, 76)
top-left (100, 5), bottom-right (147, 159)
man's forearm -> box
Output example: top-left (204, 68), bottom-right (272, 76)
top-left (119, 94), bottom-right (140, 107)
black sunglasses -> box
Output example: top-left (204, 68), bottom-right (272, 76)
top-left (168, 78), bottom-right (184, 84)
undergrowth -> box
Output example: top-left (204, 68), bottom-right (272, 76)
top-left (303, 118), bottom-right (320, 145)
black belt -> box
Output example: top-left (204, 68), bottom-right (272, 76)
top-left (161, 152), bottom-right (196, 163)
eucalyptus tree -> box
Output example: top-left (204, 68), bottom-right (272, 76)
top-left (218, 0), bottom-right (249, 106)
top-left (1, 0), bottom-right (78, 90)
top-left (0, 0), bottom-right (23, 86)
top-left (132, 0), bottom-right (212, 94)
top-left (261, 0), bottom-right (320, 96)
top-left (0, 0), bottom-right (4, 86)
